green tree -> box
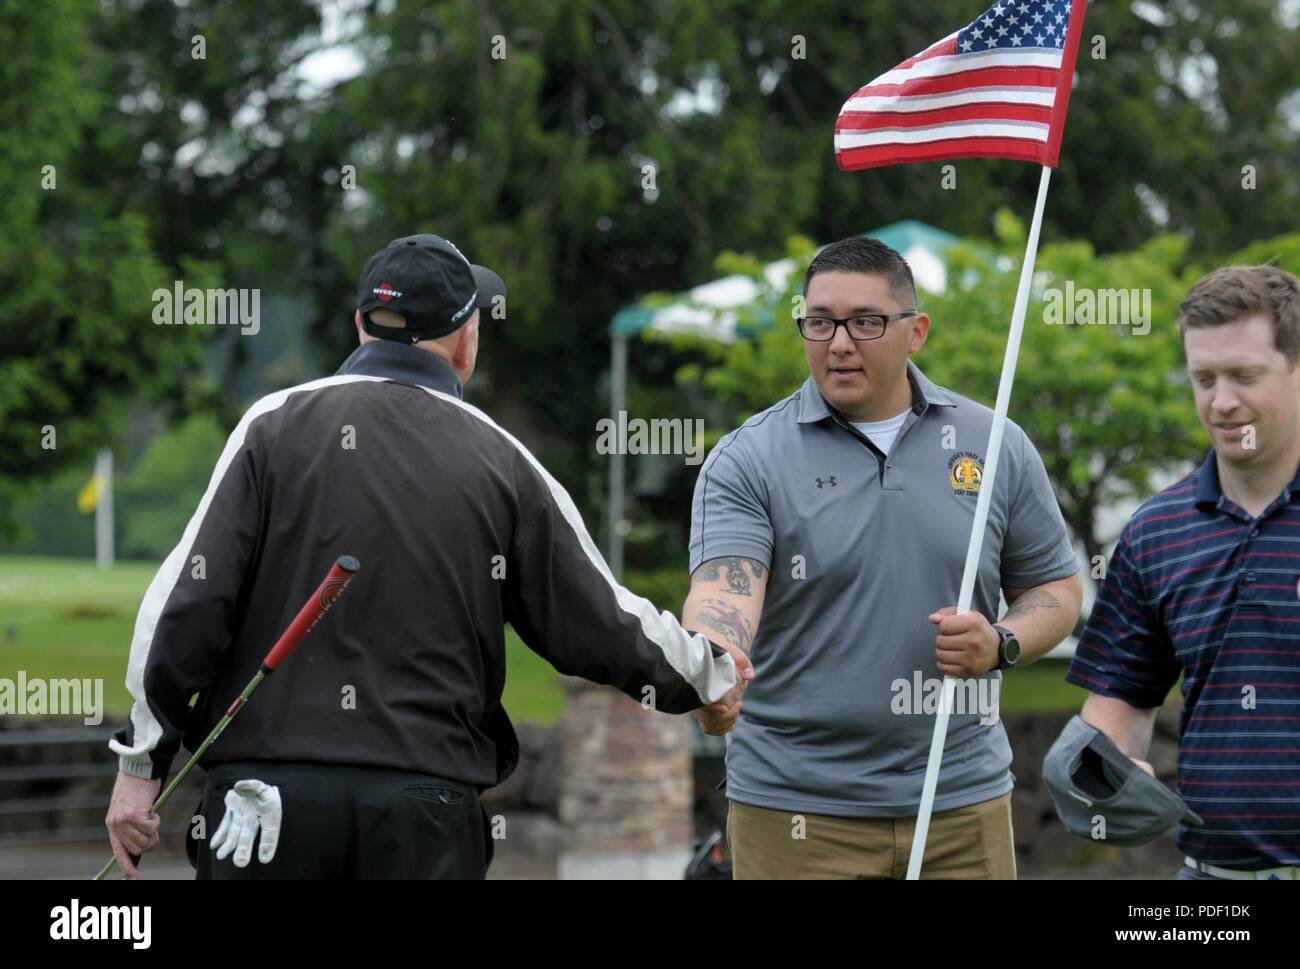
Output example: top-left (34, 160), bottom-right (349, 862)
top-left (10, 0), bottom-right (1297, 546)
top-left (117, 413), bottom-right (227, 560)
top-left (920, 221), bottom-right (1207, 569)
top-left (669, 221), bottom-right (1300, 574)
top-left (0, 0), bottom-right (212, 533)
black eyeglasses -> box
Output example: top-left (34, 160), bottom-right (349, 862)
top-left (796, 311), bottom-right (918, 342)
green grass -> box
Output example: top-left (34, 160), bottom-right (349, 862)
top-left (0, 556), bottom-right (156, 716)
top-left (501, 628), bottom-right (565, 724)
top-left (999, 658), bottom-right (1087, 713)
top-left (0, 554), bottom-right (564, 725)
top-left (0, 554), bottom-right (1083, 727)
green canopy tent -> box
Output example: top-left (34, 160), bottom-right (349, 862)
top-left (603, 220), bottom-right (960, 577)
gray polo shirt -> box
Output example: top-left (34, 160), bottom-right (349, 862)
top-left (689, 360), bottom-right (1078, 817)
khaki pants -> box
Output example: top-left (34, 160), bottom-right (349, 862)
top-left (727, 793), bottom-right (1016, 880)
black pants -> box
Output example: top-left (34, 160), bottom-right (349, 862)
top-left (190, 761), bottom-right (490, 880)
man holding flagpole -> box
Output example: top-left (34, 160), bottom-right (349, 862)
top-left (683, 0), bottom-right (1091, 878)
top-left (682, 235), bottom-right (1081, 878)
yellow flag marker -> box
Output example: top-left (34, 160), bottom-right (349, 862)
top-left (76, 474), bottom-right (99, 514)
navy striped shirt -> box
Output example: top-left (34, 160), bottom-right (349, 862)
top-left (1068, 449), bottom-right (1300, 870)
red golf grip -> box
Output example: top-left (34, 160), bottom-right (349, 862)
top-left (261, 556), bottom-right (360, 672)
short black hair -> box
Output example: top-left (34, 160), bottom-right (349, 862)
top-left (802, 236), bottom-right (918, 308)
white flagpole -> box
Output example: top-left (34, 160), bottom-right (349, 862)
top-left (906, 163), bottom-right (1053, 879)
top-left (94, 448), bottom-right (114, 570)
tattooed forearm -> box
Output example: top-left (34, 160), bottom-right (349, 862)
top-left (1004, 587), bottom-right (1062, 621)
top-left (695, 557), bottom-right (766, 596)
top-left (693, 598), bottom-right (755, 653)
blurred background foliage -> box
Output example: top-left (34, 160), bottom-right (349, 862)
top-left (3, 0), bottom-right (1299, 588)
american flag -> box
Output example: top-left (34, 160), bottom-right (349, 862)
top-left (835, 0), bottom-right (1088, 171)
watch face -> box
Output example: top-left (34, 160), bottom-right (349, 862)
top-left (1004, 634), bottom-right (1020, 663)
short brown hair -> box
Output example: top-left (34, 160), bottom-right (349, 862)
top-left (1179, 264), bottom-right (1300, 366)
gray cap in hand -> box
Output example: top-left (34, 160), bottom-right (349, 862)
top-left (1043, 715), bottom-right (1203, 846)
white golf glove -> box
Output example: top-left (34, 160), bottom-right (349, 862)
top-left (211, 779), bottom-right (282, 868)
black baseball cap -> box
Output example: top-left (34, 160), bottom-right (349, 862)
top-left (356, 233), bottom-right (507, 343)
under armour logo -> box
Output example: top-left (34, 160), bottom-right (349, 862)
top-left (815, 476), bottom-right (837, 488)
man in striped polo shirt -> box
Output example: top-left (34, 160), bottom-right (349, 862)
top-left (1067, 263), bottom-right (1300, 879)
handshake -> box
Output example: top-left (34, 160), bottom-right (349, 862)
top-left (694, 641), bottom-right (755, 736)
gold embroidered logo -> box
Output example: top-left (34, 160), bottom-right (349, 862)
top-left (948, 451), bottom-right (984, 496)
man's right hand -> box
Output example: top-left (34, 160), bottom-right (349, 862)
top-left (1081, 693), bottom-right (1160, 782)
top-left (695, 644), bottom-right (754, 735)
top-left (1132, 757), bottom-right (1156, 778)
top-left (105, 771), bottom-right (162, 879)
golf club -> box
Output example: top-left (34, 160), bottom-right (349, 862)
top-left (93, 555), bottom-right (360, 880)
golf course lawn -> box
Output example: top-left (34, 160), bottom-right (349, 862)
top-left (0, 554), bottom-right (1085, 723)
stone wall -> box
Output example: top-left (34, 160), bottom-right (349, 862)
top-left (553, 678), bottom-right (694, 878)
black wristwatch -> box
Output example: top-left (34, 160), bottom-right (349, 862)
top-left (993, 624), bottom-right (1020, 670)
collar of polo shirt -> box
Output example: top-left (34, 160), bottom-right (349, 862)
top-left (1193, 447), bottom-right (1300, 515)
top-left (797, 360), bottom-right (957, 424)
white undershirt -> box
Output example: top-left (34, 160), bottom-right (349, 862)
top-left (850, 408), bottom-right (910, 455)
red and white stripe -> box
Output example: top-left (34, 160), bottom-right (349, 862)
top-left (835, 3), bottom-right (1086, 171)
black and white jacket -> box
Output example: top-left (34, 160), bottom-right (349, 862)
top-left (111, 340), bottom-right (735, 788)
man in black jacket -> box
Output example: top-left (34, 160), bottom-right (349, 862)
top-left (104, 233), bottom-right (745, 879)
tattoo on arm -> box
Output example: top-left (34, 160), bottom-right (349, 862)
top-left (695, 557), bottom-right (766, 596)
top-left (1003, 587), bottom-right (1062, 621)
top-left (693, 598), bottom-right (754, 653)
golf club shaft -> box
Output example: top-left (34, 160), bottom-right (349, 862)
top-left (93, 555), bottom-right (360, 880)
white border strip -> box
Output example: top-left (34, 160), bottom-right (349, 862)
top-left (842, 86), bottom-right (1056, 113)
top-left (869, 48), bottom-right (1062, 87)
top-left (109, 374), bottom-right (389, 768)
top-left (835, 120), bottom-right (1049, 149)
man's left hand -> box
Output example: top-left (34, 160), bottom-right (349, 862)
top-left (929, 607), bottom-right (999, 677)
